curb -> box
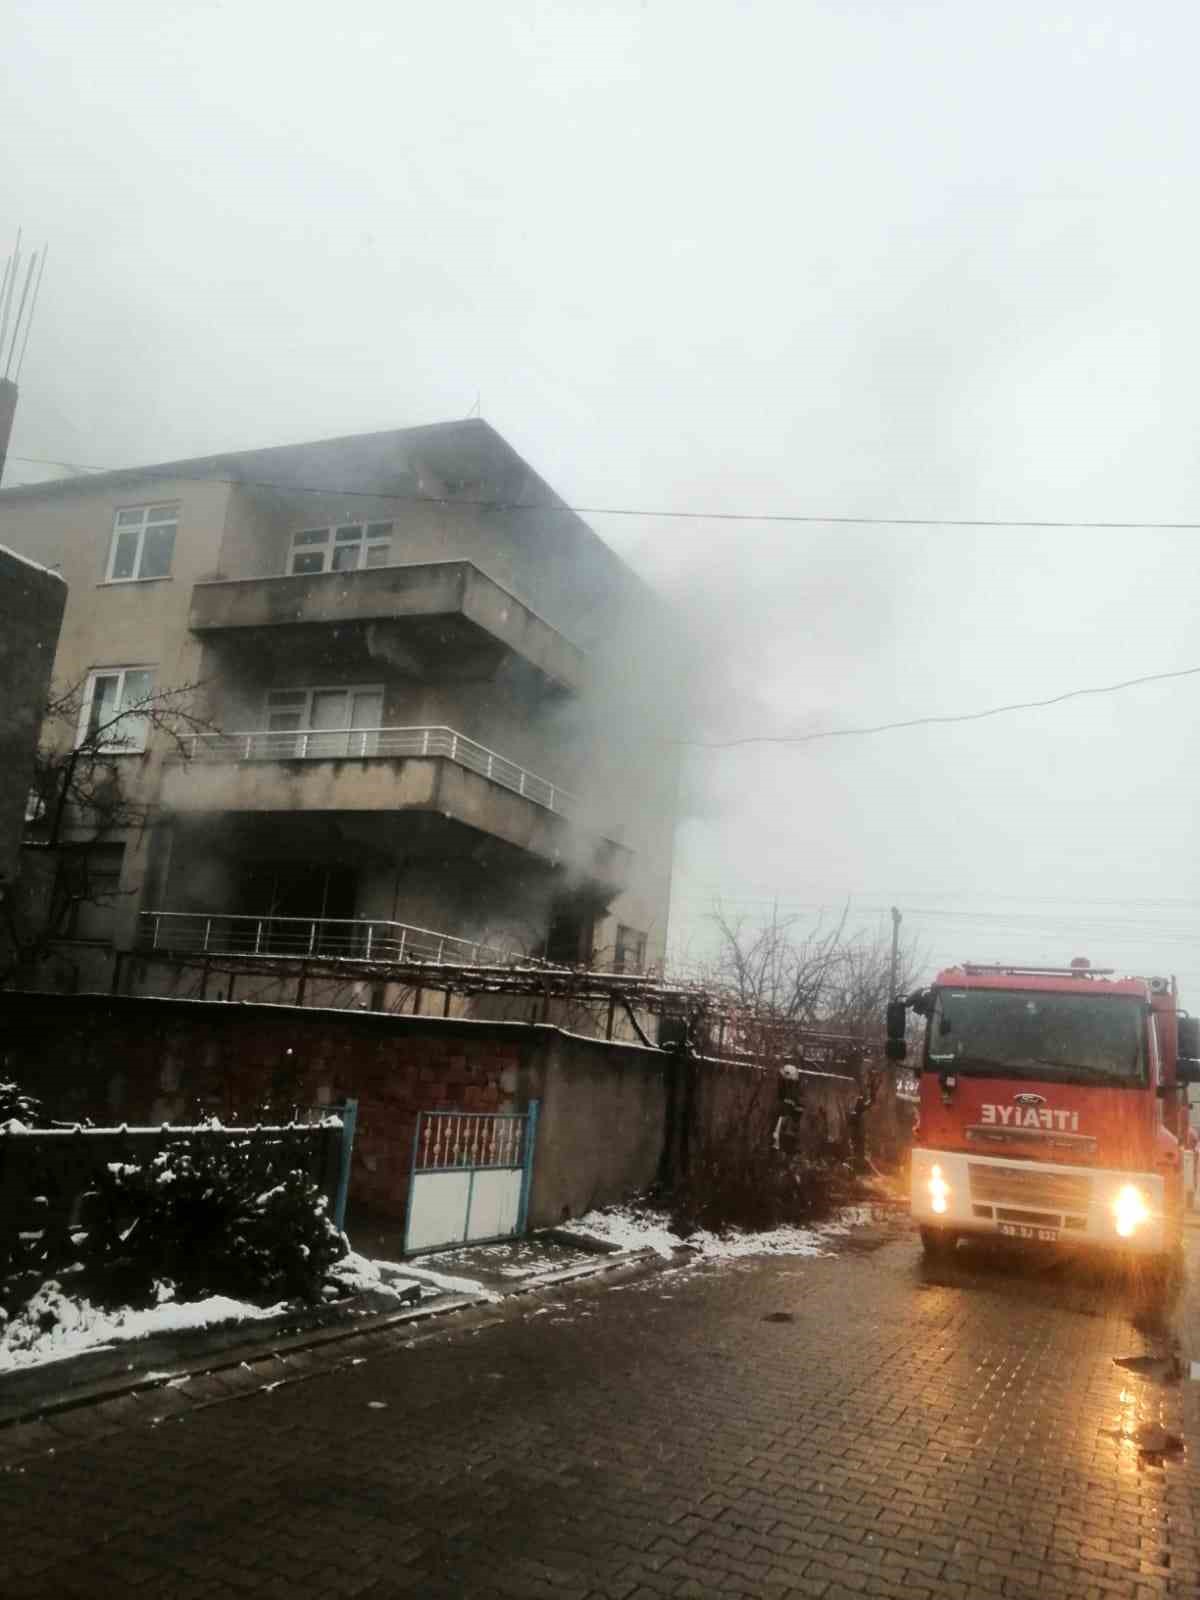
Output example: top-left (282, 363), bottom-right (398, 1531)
top-left (0, 1245), bottom-right (663, 1431)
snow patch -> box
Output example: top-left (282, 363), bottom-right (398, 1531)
top-left (0, 542), bottom-right (66, 581)
top-left (0, 1282), bottom-right (289, 1372)
top-left (325, 1251), bottom-right (424, 1303)
top-left (567, 1203), bottom-right (873, 1261)
top-left (380, 1258), bottom-right (500, 1302)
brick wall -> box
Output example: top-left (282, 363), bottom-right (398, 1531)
top-left (1, 992), bottom-right (906, 1232)
top-left (0, 993), bottom-right (654, 1224)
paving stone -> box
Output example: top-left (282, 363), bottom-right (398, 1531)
top-left (1, 1229), bottom-right (1198, 1597)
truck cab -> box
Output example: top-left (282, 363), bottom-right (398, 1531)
top-left (896, 961), bottom-right (1199, 1263)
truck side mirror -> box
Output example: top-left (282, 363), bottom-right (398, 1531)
top-left (886, 999), bottom-right (907, 1041)
top-left (885, 1037), bottom-right (908, 1063)
top-left (1178, 1017), bottom-right (1200, 1058)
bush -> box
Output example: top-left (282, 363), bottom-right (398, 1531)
top-left (80, 1140), bottom-right (346, 1307)
top-left (0, 1079), bottom-right (43, 1126)
top-left (667, 1146), bottom-right (858, 1237)
top-left (664, 1057), bottom-right (866, 1236)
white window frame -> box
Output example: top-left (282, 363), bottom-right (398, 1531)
top-left (105, 503), bottom-right (179, 583)
top-left (76, 667), bottom-right (156, 754)
top-left (286, 521), bottom-right (393, 576)
top-left (263, 684), bottom-right (385, 729)
top-left (263, 683), bottom-right (385, 759)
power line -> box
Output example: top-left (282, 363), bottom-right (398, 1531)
top-left (9, 454), bottom-right (1200, 750)
top-left (680, 664), bottom-right (1200, 748)
top-left (8, 452), bottom-right (1200, 531)
top-left (671, 871), bottom-right (1200, 911)
top-left (674, 894), bottom-right (1197, 928)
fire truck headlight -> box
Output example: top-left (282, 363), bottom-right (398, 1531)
top-left (1113, 1184), bottom-right (1150, 1238)
top-left (929, 1164), bottom-right (950, 1215)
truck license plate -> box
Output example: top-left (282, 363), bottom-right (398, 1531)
top-left (998, 1223), bottom-right (1058, 1242)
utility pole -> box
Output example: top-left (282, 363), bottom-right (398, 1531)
top-left (888, 905), bottom-right (902, 998)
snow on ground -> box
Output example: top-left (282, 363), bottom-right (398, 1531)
top-left (326, 1251), bottom-right (431, 1302)
top-left (0, 1253), bottom-right (492, 1375)
top-left (567, 1203), bottom-right (878, 1261)
top-left (433, 1238), bottom-right (599, 1280)
top-left (0, 1280), bottom-right (289, 1373)
top-left (387, 1259), bottom-right (500, 1302)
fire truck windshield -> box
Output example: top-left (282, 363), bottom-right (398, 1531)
top-left (925, 988), bottom-right (1147, 1086)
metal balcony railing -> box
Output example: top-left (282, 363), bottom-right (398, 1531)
top-left (177, 726), bottom-right (576, 818)
top-left (137, 911), bottom-right (511, 965)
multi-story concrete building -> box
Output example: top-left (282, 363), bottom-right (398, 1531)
top-left (0, 421), bottom-right (678, 1015)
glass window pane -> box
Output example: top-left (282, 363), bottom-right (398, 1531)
top-left (331, 544), bottom-right (360, 572)
top-left (292, 529), bottom-right (330, 547)
top-left (139, 524), bottom-right (176, 579)
top-left (267, 690), bottom-right (308, 707)
top-left (364, 544), bottom-right (390, 569)
top-left (291, 552), bottom-right (325, 575)
top-left (350, 690), bottom-right (383, 728)
top-left (311, 691), bottom-right (350, 730)
top-left (120, 670), bottom-right (153, 709)
top-left (266, 709), bottom-right (304, 733)
top-left (364, 522), bottom-right (393, 538)
top-left (147, 505), bottom-right (177, 523)
top-left (110, 529), bottom-right (139, 579)
top-left (87, 674), bottom-right (122, 738)
top-left (334, 525), bottom-right (362, 541)
top-left (116, 509), bottom-right (145, 528)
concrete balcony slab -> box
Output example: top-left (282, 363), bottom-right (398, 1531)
top-left (189, 562), bottom-right (582, 691)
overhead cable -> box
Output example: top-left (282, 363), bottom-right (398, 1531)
top-left (682, 664), bottom-right (1200, 748)
top-left (8, 454), bottom-right (1200, 531)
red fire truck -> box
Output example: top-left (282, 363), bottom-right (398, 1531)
top-left (887, 959), bottom-right (1200, 1264)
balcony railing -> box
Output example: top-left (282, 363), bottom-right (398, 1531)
top-left (176, 726), bottom-right (576, 818)
top-left (137, 910), bottom-right (511, 965)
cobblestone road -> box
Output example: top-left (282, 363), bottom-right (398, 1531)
top-left (2, 1226), bottom-right (1199, 1599)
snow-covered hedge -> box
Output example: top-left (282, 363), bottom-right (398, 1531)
top-left (0, 1078), bottom-right (43, 1129)
top-left (81, 1141), bottom-right (347, 1305)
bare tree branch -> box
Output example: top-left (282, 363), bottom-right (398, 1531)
top-left (2, 679), bottom-right (210, 984)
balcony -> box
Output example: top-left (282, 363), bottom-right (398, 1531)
top-left (159, 725), bottom-right (632, 887)
top-left (189, 562), bottom-right (582, 691)
top-left (177, 725), bottom-right (574, 813)
top-left (137, 911), bottom-right (510, 965)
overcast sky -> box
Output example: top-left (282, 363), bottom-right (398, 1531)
top-left (5, 1), bottom-right (1200, 991)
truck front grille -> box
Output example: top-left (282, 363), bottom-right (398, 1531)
top-left (968, 1163), bottom-right (1091, 1215)
top-left (995, 1207), bottom-right (1061, 1228)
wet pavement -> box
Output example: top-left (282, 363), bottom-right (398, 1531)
top-left (1, 1222), bottom-right (1198, 1598)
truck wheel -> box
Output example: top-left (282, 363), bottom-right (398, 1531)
top-left (920, 1226), bottom-right (957, 1261)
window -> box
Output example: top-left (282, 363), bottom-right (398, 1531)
top-left (925, 987), bottom-right (1147, 1087)
top-left (57, 844), bottom-right (125, 942)
top-left (614, 925), bottom-right (647, 974)
top-left (77, 667), bottom-right (155, 752)
top-left (542, 908), bottom-right (592, 966)
top-left (287, 522), bottom-right (393, 575)
top-left (264, 685), bottom-right (384, 757)
top-left (106, 504), bottom-right (178, 582)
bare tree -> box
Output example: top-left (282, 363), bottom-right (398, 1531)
top-left (705, 902), bottom-right (850, 1023)
top-left (698, 902), bottom-right (924, 1056)
top-left (820, 924), bottom-right (925, 1040)
top-left (2, 677), bottom-right (207, 982)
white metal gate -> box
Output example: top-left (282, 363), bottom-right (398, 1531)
top-left (402, 1103), bottom-right (539, 1255)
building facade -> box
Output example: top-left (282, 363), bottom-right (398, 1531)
top-left (0, 422), bottom-right (679, 1020)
